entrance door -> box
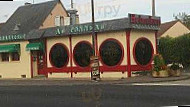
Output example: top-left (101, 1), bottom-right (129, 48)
top-left (37, 51), bottom-right (46, 75)
top-left (31, 51), bottom-right (38, 77)
top-left (31, 51), bottom-right (45, 77)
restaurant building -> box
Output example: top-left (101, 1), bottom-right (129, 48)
top-left (0, 0), bottom-right (160, 79)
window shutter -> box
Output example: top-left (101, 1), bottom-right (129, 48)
top-left (55, 16), bottom-right (61, 26)
top-left (64, 17), bottom-right (70, 25)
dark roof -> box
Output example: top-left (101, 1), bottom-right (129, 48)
top-left (27, 18), bottom-right (130, 39)
top-left (157, 20), bottom-right (178, 37)
top-left (0, 23), bottom-right (5, 30)
top-left (27, 17), bottom-right (161, 40)
top-left (0, 0), bottom-right (60, 36)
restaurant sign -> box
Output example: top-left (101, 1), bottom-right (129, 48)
top-left (129, 14), bottom-right (161, 26)
top-left (0, 34), bottom-right (26, 42)
top-left (56, 23), bottom-right (105, 35)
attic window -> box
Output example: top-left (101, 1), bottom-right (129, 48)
top-left (55, 16), bottom-right (64, 26)
top-left (14, 24), bottom-right (20, 31)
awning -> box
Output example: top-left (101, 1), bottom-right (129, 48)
top-left (26, 42), bottom-right (44, 51)
top-left (0, 44), bottom-right (20, 53)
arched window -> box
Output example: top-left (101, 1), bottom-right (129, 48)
top-left (49, 43), bottom-right (69, 68)
top-left (99, 39), bottom-right (123, 66)
top-left (74, 41), bottom-right (93, 67)
top-left (134, 38), bottom-right (153, 66)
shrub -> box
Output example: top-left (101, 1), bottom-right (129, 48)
top-left (158, 33), bottom-right (190, 68)
top-left (153, 54), bottom-right (166, 72)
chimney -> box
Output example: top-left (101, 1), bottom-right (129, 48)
top-left (71, 0), bottom-right (74, 8)
top-left (25, 2), bottom-right (31, 5)
top-left (67, 0), bottom-right (78, 25)
top-left (152, 0), bottom-right (155, 16)
top-left (67, 9), bottom-right (78, 25)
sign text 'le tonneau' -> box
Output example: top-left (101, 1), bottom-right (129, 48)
top-left (0, 34), bottom-right (26, 42)
top-left (56, 23), bottom-right (105, 35)
top-left (129, 14), bottom-right (161, 26)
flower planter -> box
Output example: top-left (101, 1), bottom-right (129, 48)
top-left (152, 71), bottom-right (159, 78)
top-left (152, 54), bottom-right (169, 78)
top-left (159, 70), bottom-right (169, 78)
top-left (152, 70), bottom-right (169, 78)
top-left (170, 69), bottom-right (181, 77)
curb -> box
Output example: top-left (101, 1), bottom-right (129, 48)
top-left (0, 75), bottom-right (189, 86)
top-left (111, 75), bottom-right (190, 85)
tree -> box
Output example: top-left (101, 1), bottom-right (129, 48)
top-left (174, 12), bottom-right (190, 29)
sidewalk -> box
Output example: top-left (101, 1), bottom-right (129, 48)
top-left (0, 73), bottom-right (189, 86)
top-left (112, 73), bottom-right (190, 84)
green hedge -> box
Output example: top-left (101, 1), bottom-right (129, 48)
top-left (158, 33), bottom-right (190, 68)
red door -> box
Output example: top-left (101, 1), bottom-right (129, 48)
top-left (37, 51), bottom-right (46, 75)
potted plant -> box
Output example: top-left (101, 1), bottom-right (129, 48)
top-left (152, 54), bottom-right (169, 77)
top-left (169, 63), bottom-right (182, 77)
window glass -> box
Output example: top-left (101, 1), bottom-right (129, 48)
top-left (38, 52), bottom-right (44, 69)
top-left (1, 53), bottom-right (9, 62)
top-left (11, 52), bottom-right (20, 61)
top-left (50, 44), bottom-right (69, 68)
top-left (100, 40), bottom-right (123, 66)
top-left (134, 39), bottom-right (153, 66)
top-left (55, 16), bottom-right (64, 26)
top-left (74, 42), bottom-right (93, 67)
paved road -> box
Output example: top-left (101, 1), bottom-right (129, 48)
top-left (0, 84), bottom-right (189, 107)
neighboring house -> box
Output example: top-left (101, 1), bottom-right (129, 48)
top-left (158, 20), bottom-right (190, 38)
top-left (0, 0), bottom-right (69, 36)
top-left (0, 0), bottom-right (70, 78)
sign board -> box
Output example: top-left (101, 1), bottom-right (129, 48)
top-left (90, 56), bottom-right (100, 80)
top-left (0, 34), bottom-right (26, 42)
top-left (129, 14), bottom-right (161, 26)
top-left (55, 23), bottom-right (105, 35)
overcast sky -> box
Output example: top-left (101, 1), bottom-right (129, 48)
top-left (0, 0), bottom-right (190, 23)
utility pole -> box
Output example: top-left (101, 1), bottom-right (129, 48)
top-left (152, 0), bottom-right (155, 16)
top-left (91, 0), bottom-right (100, 80)
top-left (71, 0), bottom-right (73, 8)
top-left (91, 0), bottom-right (95, 56)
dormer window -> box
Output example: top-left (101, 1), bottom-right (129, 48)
top-left (14, 24), bottom-right (20, 31)
top-left (55, 16), bottom-right (64, 26)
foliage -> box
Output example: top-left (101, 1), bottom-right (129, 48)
top-left (159, 33), bottom-right (190, 68)
top-left (174, 12), bottom-right (190, 29)
top-left (170, 63), bottom-right (180, 70)
top-left (158, 36), bottom-right (173, 64)
top-left (153, 54), bottom-right (166, 72)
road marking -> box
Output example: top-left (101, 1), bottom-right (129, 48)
top-left (115, 83), bottom-right (190, 86)
top-left (131, 83), bottom-right (190, 86)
